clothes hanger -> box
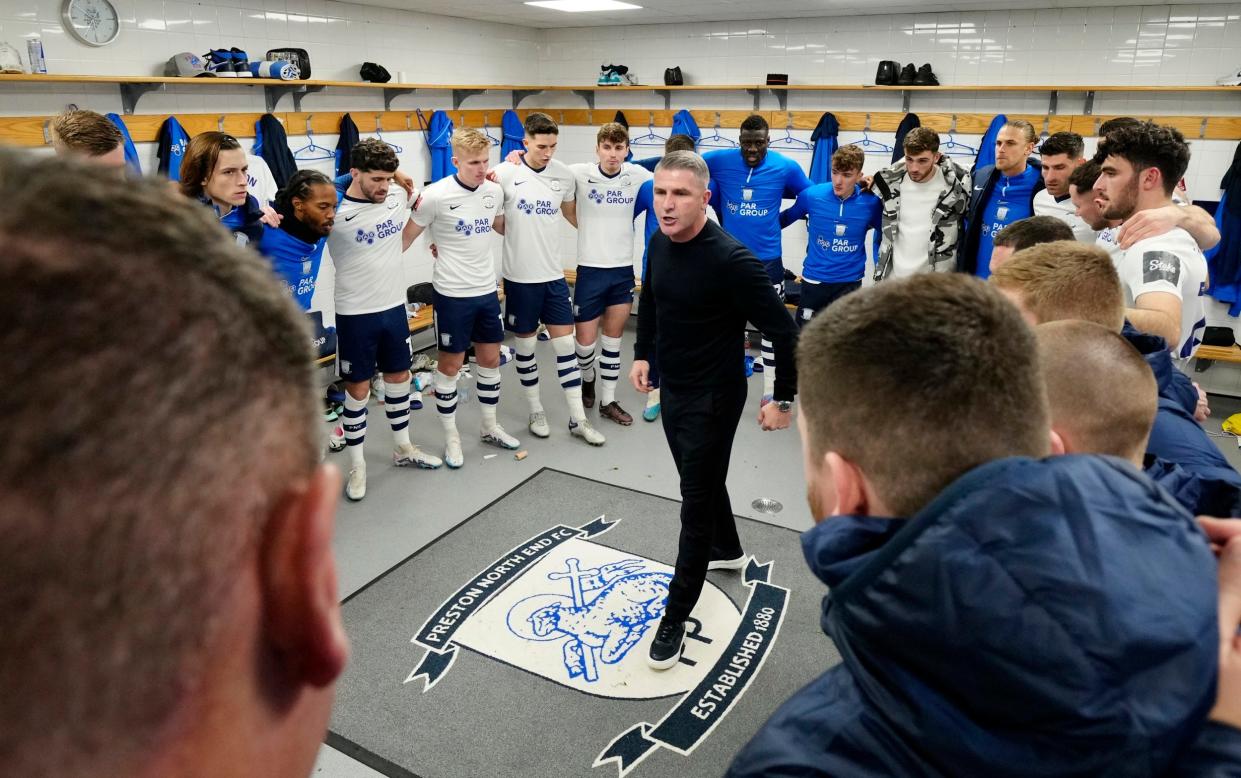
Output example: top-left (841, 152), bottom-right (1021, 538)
top-left (629, 113), bottom-right (669, 147)
top-left (293, 115), bottom-right (334, 161)
top-left (768, 116), bottom-right (813, 151)
top-left (698, 112), bottom-right (737, 148)
top-left (941, 115), bottom-right (977, 156)
top-left (481, 112), bottom-right (502, 147)
top-left (854, 113), bottom-right (894, 154)
top-left (374, 115), bottom-right (403, 154)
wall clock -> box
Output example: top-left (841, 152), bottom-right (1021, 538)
top-left (62, 0), bottom-right (120, 47)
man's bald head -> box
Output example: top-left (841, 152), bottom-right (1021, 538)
top-left (1036, 320), bottom-right (1156, 467)
top-left (990, 241), bottom-right (1124, 331)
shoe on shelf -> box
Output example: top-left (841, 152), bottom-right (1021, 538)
top-left (600, 401), bottom-right (633, 426)
top-left (582, 378), bottom-right (596, 409)
top-left (708, 553), bottom-right (747, 571)
top-left (204, 48), bottom-right (236, 77)
top-left (230, 46), bottom-right (251, 77)
top-left (897, 63), bottom-right (917, 86)
top-left (914, 63), bottom-right (939, 86)
top-left (647, 618), bottom-right (685, 670)
top-left (444, 436), bottom-right (464, 469)
top-left (482, 424), bottom-right (520, 450)
top-left (345, 464), bottom-right (366, 501)
top-left (569, 418), bottom-right (606, 446)
top-left (393, 443), bottom-right (443, 469)
top-left (528, 411), bottom-right (551, 438)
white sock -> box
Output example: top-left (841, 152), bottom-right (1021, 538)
top-left (343, 391), bottom-right (368, 468)
top-left (576, 339), bottom-right (597, 382)
top-left (551, 334), bottom-right (586, 422)
top-left (384, 377), bottom-right (412, 448)
top-left (475, 364), bottom-right (501, 430)
top-left (599, 334), bottom-right (622, 407)
top-left (514, 335), bottom-right (543, 413)
top-left (761, 337), bottom-right (776, 397)
top-left (434, 370), bottom-right (460, 441)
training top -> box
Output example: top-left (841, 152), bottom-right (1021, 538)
top-left (975, 165), bottom-right (1042, 279)
top-left (412, 175), bottom-right (503, 298)
top-left (1033, 189), bottom-right (1097, 243)
top-left (636, 219), bottom-right (799, 401)
top-left (247, 154), bottom-right (278, 207)
top-left (780, 184), bottom-right (882, 283)
top-left (258, 218), bottom-right (326, 311)
top-left (703, 149), bottom-right (813, 261)
top-left (494, 158), bottom-right (576, 283)
top-left (327, 186), bottom-right (412, 316)
top-left (1117, 226), bottom-right (1208, 360)
top-left (570, 161), bottom-right (651, 269)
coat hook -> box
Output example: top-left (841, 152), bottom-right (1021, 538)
top-left (42, 119), bottom-right (53, 145)
top-left (218, 115), bottom-right (225, 132)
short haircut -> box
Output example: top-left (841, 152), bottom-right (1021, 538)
top-left (1093, 121), bottom-right (1190, 197)
top-left (596, 121), bottom-right (629, 146)
top-left (665, 133), bottom-right (696, 153)
top-left (49, 109), bottom-right (123, 156)
top-left (1003, 119), bottom-right (1038, 145)
top-left (994, 216), bottom-right (1076, 250)
top-left (740, 114), bottom-right (769, 134)
top-left (903, 127), bottom-right (940, 155)
top-left (990, 241), bottom-right (1125, 331)
top-left (350, 137), bottom-right (399, 173)
top-left (1069, 159), bottom-right (1102, 193)
top-left (179, 131), bottom-right (242, 198)
top-left (0, 149), bottom-right (318, 776)
top-left (451, 127), bottom-right (491, 156)
top-left (1039, 131), bottom-right (1085, 159)
top-left (797, 274), bottom-right (1050, 517)
top-left (1036, 320), bottom-right (1157, 464)
top-left (524, 111), bottom-right (559, 137)
top-left (831, 144), bottom-right (865, 173)
top-left (655, 150), bottom-right (709, 187)
top-left (274, 169), bottom-right (334, 212)
top-left (1099, 116), bottom-right (1142, 137)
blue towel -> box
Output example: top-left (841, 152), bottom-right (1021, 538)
top-left (105, 113), bottom-right (142, 176)
top-left (501, 110), bottom-right (525, 159)
top-left (671, 109), bottom-right (701, 145)
top-left (808, 112), bottom-right (839, 184)
top-left (428, 110), bottom-right (456, 183)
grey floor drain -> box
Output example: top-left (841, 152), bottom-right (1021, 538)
top-left (751, 497), bottom-right (783, 514)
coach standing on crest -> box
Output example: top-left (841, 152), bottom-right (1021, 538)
top-left (630, 150), bottom-right (798, 671)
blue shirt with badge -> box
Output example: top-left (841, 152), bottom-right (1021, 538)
top-left (780, 184), bottom-right (882, 283)
top-left (258, 224), bottom-right (327, 310)
top-left (703, 149), bottom-right (813, 261)
top-left (976, 164), bottom-right (1041, 279)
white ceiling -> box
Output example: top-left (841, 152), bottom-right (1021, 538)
top-left (349, 0), bottom-right (1208, 28)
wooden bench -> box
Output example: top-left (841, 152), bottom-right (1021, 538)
top-left (1194, 344), bottom-right (1241, 364)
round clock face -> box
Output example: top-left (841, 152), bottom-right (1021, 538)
top-left (62, 0), bottom-right (120, 47)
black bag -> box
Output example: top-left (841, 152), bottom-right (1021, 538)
top-left (766, 73), bottom-right (789, 86)
top-left (266, 47), bottom-right (310, 80)
top-left (359, 62), bottom-right (391, 83)
top-left (664, 66), bottom-right (683, 86)
top-left (1203, 325), bottom-right (1236, 348)
top-left (875, 60), bottom-right (899, 85)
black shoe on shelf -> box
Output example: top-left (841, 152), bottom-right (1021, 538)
top-left (647, 618), bottom-right (685, 670)
top-left (897, 63), bottom-right (917, 86)
top-left (915, 63), bottom-right (939, 86)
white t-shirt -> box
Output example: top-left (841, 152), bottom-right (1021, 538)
top-left (1033, 189), bottom-right (1097, 243)
top-left (1117, 226), bottom-right (1208, 359)
top-left (571, 161), bottom-right (651, 269)
top-left (891, 166), bottom-right (945, 277)
top-left (246, 154), bottom-right (278, 207)
top-left (327, 187), bottom-right (412, 316)
top-left (1096, 226), bottom-right (1123, 266)
top-left (412, 176), bottom-right (502, 298)
top-left (494, 159), bottom-right (576, 283)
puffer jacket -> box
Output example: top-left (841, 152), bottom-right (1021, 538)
top-left (871, 156), bottom-right (970, 281)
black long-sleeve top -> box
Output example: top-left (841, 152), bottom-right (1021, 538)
top-left (635, 219), bottom-right (798, 401)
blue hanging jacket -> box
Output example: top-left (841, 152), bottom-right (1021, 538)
top-left (501, 110), bottom-right (525, 159)
top-left (973, 114), bottom-right (1008, 174)
top-left (155, 116), bottom-right (190, 180)
top-left (335, 113), bottom-right (360, 178)
top-left (252, 113), bottom-right (298, 189)
top-left (1207, 141), bottom-right (1241, 309)
top-left (105, 113), bottom-right (142, 176)
top-left (427, 110), bottom-right (456, 183)
top-left (671, 109), bottom-right (701, 145)
top-left (808, 112), bottom-right (839, 184)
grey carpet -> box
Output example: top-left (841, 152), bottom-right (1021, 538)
top-left (327, 468), bottom-right (838, 778)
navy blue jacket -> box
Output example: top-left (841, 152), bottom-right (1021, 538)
top-left (729, 456), bottom-right (1220, 778)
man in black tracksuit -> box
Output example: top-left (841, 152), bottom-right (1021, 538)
top-left (630, 150), bottom-right (799, 669)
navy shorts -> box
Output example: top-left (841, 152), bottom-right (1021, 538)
top-left (433, 291), bottom-right (504, 353)
top-left (796, 280), bottom-right (861, 328)
top-left (335, 304), bottom-right (411, 383)
top-left (503, 277), bottom-right (574, 333)
top-left (572, 266), bottom-right (635, 322)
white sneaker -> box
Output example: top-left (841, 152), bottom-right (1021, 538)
top-left (345, 465), bottom-right (366, 501)
top-left (327, 425), bottom-right (346, 452)
top-left (482, 424), bottom-right (520, 450)
top-left (444, 436), bottom-right (464, 469)
top-left (707, 553), bottom-right (748, 571)
top-left (569, 418), bottom-right (606, 446)
top-left (528, 411), bottom-right (550, 438)
top-left (393, 443), bottom-right (443, 469)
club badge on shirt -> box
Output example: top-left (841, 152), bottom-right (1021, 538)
top-left (742, 188), bottom-right (754, 201)
top-left (835, 223), bottom-right (847, 236)
top-left (482, 194), bottom-right (496, 210)
top-left (550, 180), bottom-right (562, 192)
top-left (997, 206), bottom-right (1009, 220)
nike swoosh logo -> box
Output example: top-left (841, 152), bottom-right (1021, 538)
top-left (344, 213), bottom-right (359, 221)
top-left (514, 181), bottom-right (526, 186)
top-left (449, 204), bottom-right (462, 210)
top-left (388, 201), bottom-right (400, 209)
top-left (587, 178), bottom-right (602, 184)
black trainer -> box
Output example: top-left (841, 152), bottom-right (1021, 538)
top-left (915, 63), bottom-right (939, 86)
top-left (897, 63), bottom-right (917, 86)
top-left (647, 618), bottom-right (685, 670)
top-left (582, 377), bottom-right (596, 409)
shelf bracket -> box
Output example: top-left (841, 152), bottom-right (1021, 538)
top-left (452, 88), bottom-right (485, 110)
top-left (571, 89), bottom-right (596, 110)
top-left (511, 89), bottom-right (538, 109)
top-left (1047, 89), bottom-right (1059, 116)
top-left (118, 82), bottom-right (164, 114)
top-left (901, 89), bottom-right (912, 112)
top-left (745, 88), bottom-right (761, 111)
top-left (1084, 90), bottom-right (1096, 116)
top-left (263, 83), bottom-right (324, 113)
top-left (383, 87), bottom-right (417, 111)
top-left (653, 89), bottom-right (671, 110)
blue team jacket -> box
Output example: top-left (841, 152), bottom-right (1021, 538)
top-left (257, 224), bottom-right (326, 310)
top-left (779, 183), bottom-right (881, 283)
top-left (704, 148), bottom-right (813, 261)
top-left (729, 455), bottom-right (1220, 778)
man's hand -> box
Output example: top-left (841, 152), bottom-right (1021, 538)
top-left (259, 203), bottom-right (282, 227)
top-left (629, 360), bottom-right (651, 393)
top-left (1117, 205), bottom-right (1181, 249)
top-left (1194, 381), bottom-right (1212, 422)
top-left (504, 149), bottom-right (525, 166)
top-left (758, 402), bottom-right (791, 431)
top-left (429, 243), bottom-right (438, 259)
top-left (859, 174), bottom-right (874, 191)
top-left (1199, 517), bottom-right (1241, 729)
top-left (395, 169), bottom-right (415, 199)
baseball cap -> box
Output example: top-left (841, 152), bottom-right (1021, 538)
top-left (165, 52), bottom-right (218, 78)
top-left (0, 42), bottom-right (26, 74)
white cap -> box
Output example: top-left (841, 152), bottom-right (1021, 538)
top-left (0, 41), bottom-right (26, 74)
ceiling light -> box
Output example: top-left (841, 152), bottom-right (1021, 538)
top-left (525, 0), bottom-right (642, 12)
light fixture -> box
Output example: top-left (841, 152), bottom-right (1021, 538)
top-left (524, 0), bottom-right (642, 12)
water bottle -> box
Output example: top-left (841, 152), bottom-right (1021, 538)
top-left (27, 38), bottom-right (46, 74)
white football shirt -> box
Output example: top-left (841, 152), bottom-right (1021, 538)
top-left (494, 159), bottom-right (576, 283)
top-left (1117, 226), bottom-right (1208, 359)
top-left (327, 187), bottom-right (412, 316)
top-left (1033, 189), bottom-right (1097, 243)
top-left (571, 162), bottom-right (651, 269)
top-left (1095, 227), bottom-right (1123, 265)
top-left (412, 176), bottom-right (502, 298)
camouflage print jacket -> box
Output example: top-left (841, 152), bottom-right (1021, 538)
top-left (870, 157), bottom-right (971, 282)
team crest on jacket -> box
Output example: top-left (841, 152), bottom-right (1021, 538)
top-left (405, 515), bottom-right (789, 776)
